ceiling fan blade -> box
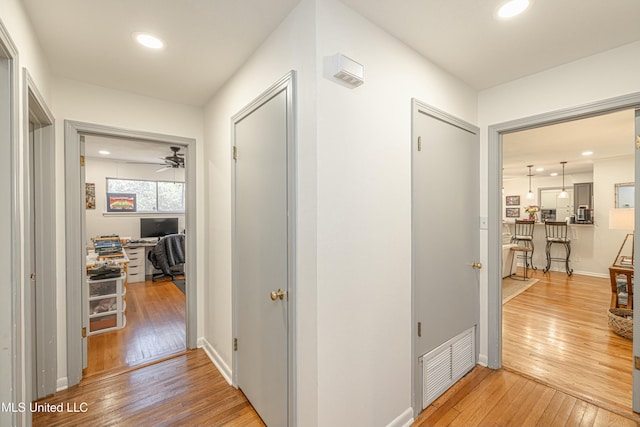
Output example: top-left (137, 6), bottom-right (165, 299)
top-left (126, 160), bottom-right (165, 165)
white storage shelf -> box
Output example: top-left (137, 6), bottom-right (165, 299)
top-left (87, 274), bottom-right (127, 335)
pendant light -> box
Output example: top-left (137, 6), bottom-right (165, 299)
top-left (558, 161), bottom-right (569, 199)
top-left (526, 164), bottom-right (534, 199)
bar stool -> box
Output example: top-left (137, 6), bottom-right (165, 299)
top-left (510, 219), bottom-right (536, 270)
top-left (510, 246), bottom-right (532, 280)
top-left (542, 221), bottom-right (573, 276)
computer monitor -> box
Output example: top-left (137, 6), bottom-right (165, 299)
top-left (140, 218), bottom-right (179, 238)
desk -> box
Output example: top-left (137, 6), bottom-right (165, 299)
top-left (609, 265), bottom-right (633, 309)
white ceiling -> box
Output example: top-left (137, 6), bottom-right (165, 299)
top-left (21, 0), bottom-right (300, 106)
top-left (340, 0), bottom-right (640, 90)
top-left (21, 0), bottom-right (640, 106)
top-left (21, 1), bottom-right (640, 167)
top-left (502, 109), bottom-right (636, 180)
top-left (84, 134), bottom-right (185, 166)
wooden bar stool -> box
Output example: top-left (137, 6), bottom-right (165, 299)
top-left (510, 219), bottom-right (536, 270)
top-left (542, 221), bottom-right (573, 276)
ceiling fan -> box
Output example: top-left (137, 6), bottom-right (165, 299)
top-left (156, 146), bottom-right (185, 172)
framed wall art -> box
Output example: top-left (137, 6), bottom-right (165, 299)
top-left (505, 207), bottom-right (520, 218)
top-left (106, 193), bottom-right (137, 212)
top-left (86, 183), bottom-right (96, 210)
top-left (505, 195), bottom-right (520, 206)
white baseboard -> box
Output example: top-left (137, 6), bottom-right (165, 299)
top-left (477, 353), bottom-right (488, 367)
top-left (56, 377), bottom-right (68, 392)
top-left (386, 407), bottom-right (413, 427)
top-left (516, 263), bottom-right (608, 278)
top-left (198, 337), bottom-right (233, 386)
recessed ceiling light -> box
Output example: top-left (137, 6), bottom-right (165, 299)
top-left (550, 172), bottom-right (558, 176)
top-left (582, 151), bottom-right (594, 156)
top-left (536, 167), bottom-right (544, 172)
top-left (497, 0), bottom-right (531, 19)
top-left (98, 150), bottom-right (111, 155)
top-left (133, 32), bottom-right (165, 50)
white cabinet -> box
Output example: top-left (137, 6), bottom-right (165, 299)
top-left (126, 247), bottom-right (146, 283)
top-left (87, 274), bottom-right (127, 335)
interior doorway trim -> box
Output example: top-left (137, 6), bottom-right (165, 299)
top-left (64, 120), bottom-right (198, 387)
top-left (0, 16), bottom-right (20, 427)
top-left (487, 92), bottom-right (640, 371)
top-left (22, 68), bottom-right (56, 402)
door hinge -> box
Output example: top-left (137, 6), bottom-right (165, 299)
top-left (636, 136), bottom-right (640, 150)
top-left (80, 155), bottom-right (85, 167)
top-left (82, 327), bottom-right (87, 338)
top-left (418, 136), bottom-right (422, 152)
top-left (232, 146), bottom-right (237, 161)
top-left (418, 322), bottom-right (422, 337)
top-left (234, 338), bottom-right (238, 351)
top-left (635, 356), bottom-right (640, 370)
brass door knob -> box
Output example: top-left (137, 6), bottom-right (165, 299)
top-left (270, 289), bottom-right (285, 301)
top-left (472, 262), bottom-right (483, 269)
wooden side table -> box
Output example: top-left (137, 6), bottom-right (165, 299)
top-left (609, 265), bottom-right (633, 309)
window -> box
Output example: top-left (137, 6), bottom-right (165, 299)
top-left (106, 178), bottom-right (185, 213)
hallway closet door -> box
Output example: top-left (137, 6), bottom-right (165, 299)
top-left (412, 100), bottom-right (480, 412)
top-left (233, 73), bottom-right (296, 427)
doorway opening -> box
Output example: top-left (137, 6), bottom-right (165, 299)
top-left (82, 135), bottom-right (189, 377)
top-left (488, 93), bottom-right (640, 415)
top-left (64, 121), bottom-right (197, 388)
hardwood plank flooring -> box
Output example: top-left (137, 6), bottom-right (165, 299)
top-left (85, 276), bottom-right (186, 377)
top-left (502, 269), bottom-right (634, 418)
top-left (415, 268), bottom-right (639, 426)
top-left (41, 268), bottom-right (639, 426)
top-left (33, 349), bottom-right (265, 427)
top-left (413, 366), bottom-right (639, 427)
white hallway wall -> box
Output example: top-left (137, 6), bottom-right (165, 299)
top-left (202, 0), bottom-right (477, 426)
top-left (478, 40), bottom-right (640, 364)
top-left (51, 77), bottom-right (205, 385)
top-left (315, 1), bottom-right (476, 426)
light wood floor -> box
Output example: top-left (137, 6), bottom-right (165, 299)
top-left (85, 276), bottom-right (186, 377)
top-left (33, 349), bottom-right (265, 427)
top-left (502, 269), bottom-right (634, 418)
top-left (415, 268), bottom-right (639, 426)
top-left (413, 365), bottom-right (639, 427)
top-left (39, 269), bottom-right (638, 426)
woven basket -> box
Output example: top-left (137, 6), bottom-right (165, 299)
top-left (608, 308), bottom-right (633, 340)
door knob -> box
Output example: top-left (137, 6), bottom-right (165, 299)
top-left (472, 262), bottom-right (483, 269)
top-left (270, 289), bottom-right (285, 301)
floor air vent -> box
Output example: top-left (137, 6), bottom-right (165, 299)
top-left (421, 326), bottom-right (475, 409)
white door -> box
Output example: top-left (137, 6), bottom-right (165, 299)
top-left (233, 76), bottom-right (294, 427)
top-left (412, 100), bottom-right (480, 410)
